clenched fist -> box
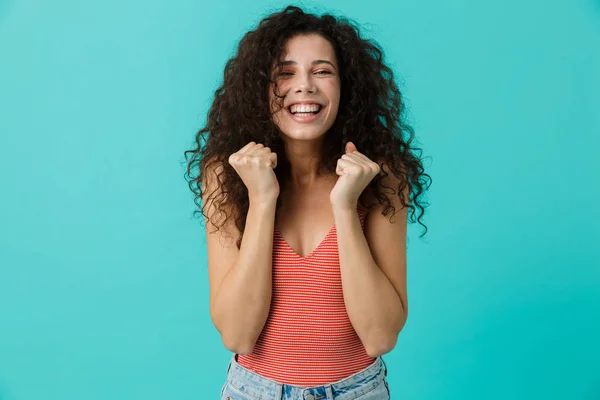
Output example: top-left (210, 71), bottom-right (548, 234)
top-left (330, 141), bottom-right (380, 208)
top-left (228, 142), bottom-right (280, 203)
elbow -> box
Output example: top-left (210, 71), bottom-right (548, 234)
top-left (222, 333), bottom-right (256, 355)
top-left (366, 338), bottom-right (396, 358)
top-left (364, 311), bottom-right (408, 357)
top-left (365, 328), bottom-right (400, 358)
top-left (212, 312), bottom-right (257, 355)
top-left (227, 342), bottom-right (255, 355)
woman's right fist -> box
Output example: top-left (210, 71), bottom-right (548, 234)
top-left (228, 142), bottom-right (280, 202)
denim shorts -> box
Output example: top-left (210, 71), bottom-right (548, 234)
top-left (220, 354), bottom-right (390, 399)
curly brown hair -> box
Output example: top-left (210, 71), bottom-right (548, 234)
top-left (184, 5), bottom-right (432, 248)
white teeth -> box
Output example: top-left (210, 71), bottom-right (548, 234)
top-left (290, 104), bottom-right (321, 114)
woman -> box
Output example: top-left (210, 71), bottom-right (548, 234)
top-left (184, 5), bottom-right (431, 399)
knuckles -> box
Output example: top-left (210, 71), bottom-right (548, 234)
top-left (336, 157), bottom-right (379, 176)
top-left (228, 142), bottom-right (276, 169)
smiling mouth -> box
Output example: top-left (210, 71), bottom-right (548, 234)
top-left (286, 105), bottom-right (325, 122)
top-left (287, 104), bottom-right (322, 115)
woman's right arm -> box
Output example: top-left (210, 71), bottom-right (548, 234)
top-left (203, 145), bottom-right (279, 354)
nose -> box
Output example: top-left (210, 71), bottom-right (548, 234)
top-left (294, 72), bottom-right (316, 94)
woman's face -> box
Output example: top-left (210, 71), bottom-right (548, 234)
top-left (269, 34), bottom-right (341, 142)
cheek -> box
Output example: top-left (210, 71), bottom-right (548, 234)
top-left (324, 82), bottom-right (341, 104)
top-left (327, 91), bottom-right (341, 112)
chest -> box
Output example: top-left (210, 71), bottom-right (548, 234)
top-left (274, 194), bottom-right (335, 259)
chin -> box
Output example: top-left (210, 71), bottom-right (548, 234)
top-left (279, 128), bottom-right (328, 141)
top-left (276, 118), bottom-right (335, 142)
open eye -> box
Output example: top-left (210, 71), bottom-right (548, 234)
top-left (316, 70), bottom-right (332, 75)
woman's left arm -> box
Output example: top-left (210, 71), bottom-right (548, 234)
top-left (333, 166), bottom-right (409, 358)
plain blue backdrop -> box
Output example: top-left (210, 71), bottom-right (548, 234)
top-left (0, 0), bottom-right (599, 399)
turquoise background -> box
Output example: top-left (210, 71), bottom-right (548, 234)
top-left (1, 0), bottom-right (599, 398)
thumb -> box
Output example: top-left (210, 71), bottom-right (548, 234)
top-left (345, 141), bottom-right (357, 154)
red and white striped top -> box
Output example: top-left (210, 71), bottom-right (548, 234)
top-left (236, 206), bottom-right (375, 386)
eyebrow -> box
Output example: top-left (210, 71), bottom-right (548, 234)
top-left (280, 59), bottom-right (337, 70)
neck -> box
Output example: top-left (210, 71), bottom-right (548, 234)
top-left (282, 137), bottom-right (326, 187)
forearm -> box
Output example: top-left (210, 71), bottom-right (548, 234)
top-left (333, 203), bottom-right (406, 356)
top-left (212, 198), bottom-right (276, 354)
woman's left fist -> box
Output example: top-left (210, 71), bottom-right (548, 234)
top-left (329, 142), bottom-right (380, 208)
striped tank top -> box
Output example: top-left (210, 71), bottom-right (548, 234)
top-left (236, 205), bottom-right (376, 386)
